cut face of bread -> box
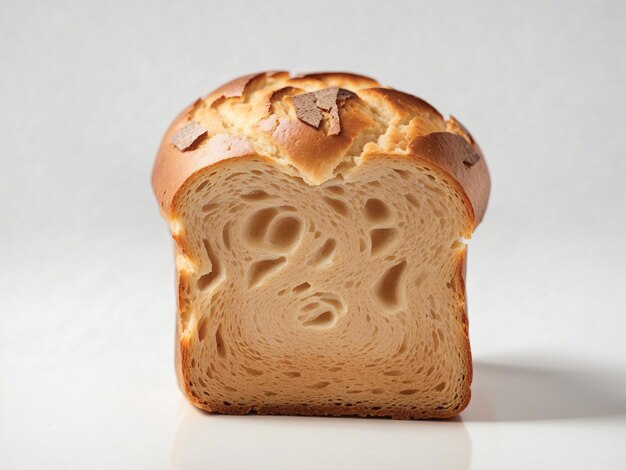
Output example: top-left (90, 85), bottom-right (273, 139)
top-left (174, 157), bottom-right (471, 418)
top-left (153, 71), bottom-right (490, 419)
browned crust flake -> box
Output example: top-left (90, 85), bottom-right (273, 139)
top-left (292, 87), bottom-right (356, 135)
top-left (170, 122), bottom-right (208, 151)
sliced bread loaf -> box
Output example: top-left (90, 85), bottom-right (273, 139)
top-left (152, 71), bottom-right (490, 419)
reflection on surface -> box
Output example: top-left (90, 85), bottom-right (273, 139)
top-left (170, 356), bottom-right (626, 468)
top-left (172, 405), bottom-right (471, 470)
top-left (464, 359), bottom-right (626, 422)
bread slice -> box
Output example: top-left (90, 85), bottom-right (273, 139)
top-left (152, 71), bottom-right (490, 419)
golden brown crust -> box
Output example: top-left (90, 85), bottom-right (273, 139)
top-left (152, 71), bottom-right (490, 225)
top-left (269, 95), bottom-right (374, 183)
top-left (408, 133), bottom-right (490, 226)
top-left (205, 71), bottom-right (289, 104)
top-left (362, 87), bottom-right (444, 120)
top-left (151, 107), bottom-right (256, 217)
top-left (293, 71), bottom-right (380, 88)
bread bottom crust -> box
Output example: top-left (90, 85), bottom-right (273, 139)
top-left (184, 391), bottom-right (471, 420)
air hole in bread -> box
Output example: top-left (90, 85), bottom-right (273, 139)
top-left (241, 189), bottom-right (273, 201)
top-left (397, 334), bottom-right (408, 355)
top-left (321, 297), bottom-right (343, 311)
top-left (242, 366), bottom-right (264, 377)
top-left (247, 257), bottom-right (287, 288)
top-left (394, 169), bottom-right (410, 180)
top-left (221, 221), bottom-right (232, 250)
top-left (373, 261), bottom-right (407, 312)
top-left (311, 238), bottom-right (336, 267)
top-left (371, 388), bottom-right (385, 394)
top-left (201, 202), bottom-right (219, 213)
top-left (298, 292), bottom-right (345, 329)
top-left (432, 330), bottom-right (440, 351)
top-left (369, 228), bottom-right (399, 256)
top-left (399, 389), bottom-right (418, 395)
top-left (364, 198), bottom-right (391, 223)
top-left (215, 325), bottom-right (226, 357)
top-left (405, 194), bottom-right (420, 209)
top-left (197, 239), bottom-right (225, 291)
top-left (243, 207), bottom-right (278, 245)
top-left (224, 172), bottom-right (245, 181)
top-left (322, 196), bottom-right (349, 217)
top-left (325, 185), bottom-right (346, 196)
top-left (384, 370), bottom-right (402, 376)
top-left (309, 381), bottom-right (331, 389)
top-left (228, 204), bottom-right (243, 214)
top-left (292, 282), bottom-right (311, 293)
top-left (428, 294), bottom-right (437, 311)
top-left (438, 329), bottom-right (445, 341)
top-left (197, 315), bottom-right (209, 342)
top-left (427, 185), bottom-right (445, 197)
top-left (195, 180), bottom-right (209, 193)
top-left (267, 216), bottom-right (303, 250)
top-left (302, 300), bottom-right (322, 312)
top-left (302, 310), bottom-right (335, 328)
top-left (284, 371), bottom-right (301, 378)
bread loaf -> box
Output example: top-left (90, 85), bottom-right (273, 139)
top-left (152, 71), bottom-right (490, 419)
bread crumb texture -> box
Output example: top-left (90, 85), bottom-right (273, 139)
top-left (152, 71), bottom-right (490, 419)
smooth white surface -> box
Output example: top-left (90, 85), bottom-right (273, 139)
top-left (1, 1), bottom-right (625, 468)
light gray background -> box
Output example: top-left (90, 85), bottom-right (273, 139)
top-left (1, 1), bottom-right (625, 468)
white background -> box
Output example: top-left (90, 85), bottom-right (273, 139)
top-left (1, 1), bottom-right (625, 468)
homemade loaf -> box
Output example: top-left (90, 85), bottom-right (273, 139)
top-left (152, 71), bottom-right (490, 419)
